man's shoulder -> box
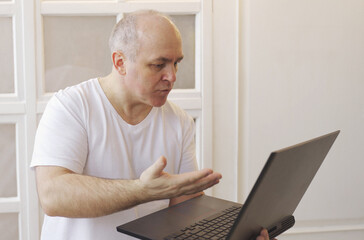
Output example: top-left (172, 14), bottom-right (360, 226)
top-left (45, 78), bottom-right (100, 119)
top-left (54, 78), bottom-right (98, 100)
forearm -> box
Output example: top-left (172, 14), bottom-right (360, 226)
top-left (36, 157), bottom-right (221, 218)
top-left (36, 167), bottom-right (149, 218)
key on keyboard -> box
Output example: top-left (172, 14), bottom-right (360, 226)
top-left (164, 205), bottom-right (241, 240)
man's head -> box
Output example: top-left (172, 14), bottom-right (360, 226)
top-left (109, 10), bottom-right (184, 107)
top-left (109, 10), bottom-right (180, 62)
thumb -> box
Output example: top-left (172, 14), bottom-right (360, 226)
top-left (142, 156), bottom-right (167, 179)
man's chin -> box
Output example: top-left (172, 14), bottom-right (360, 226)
top-left (152, 101), bottom-right (167, 108)
top-left (150, 97), bottom-right (168, 107)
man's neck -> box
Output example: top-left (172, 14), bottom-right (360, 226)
top-left (98, 74), bottom-right (152, 125)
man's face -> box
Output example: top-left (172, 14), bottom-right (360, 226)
top-left (123, 22), bottom-right (183, 107)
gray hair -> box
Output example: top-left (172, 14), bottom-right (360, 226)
top-left (108, 10), bottom-right (175, 61)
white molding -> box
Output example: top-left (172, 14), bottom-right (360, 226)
top-left (0, 2), bottom-right (14, 16)
top-left (35, 0), bottom-right (46, 103)
top-left (16, 115), bottom-right (27, 240)
top-left (40, 0), bottom-right (200, 16)
top-left (169, 89), bottom-right (201, 98)
top-left (168, 98), bottom-right (201, 110)
top-left (185, 109), bottom-right (201, 119)
top-left (194, 10), bottom-right (201, 92)
top-left (0, 94), bottom-right (18, 101)
top-left (232, 0), bottom-right (239, 203)
top-left (0, 102), bottom-right (25, 114)
top-left (36, 101), bottom-right (47, 114)
top-left (0, 114), bottom-right (21, 123)
top-left (237, 0), bottom-right (251, 203)
top-left (37, 93), bottom-right (53, 107)
top-left (285, 219), bottom-right (364, 235)
top-left (0, 198), bottom-right (20, 213)
top-left (200, 0), bottom-right (213, 196)
top-left (194, 115), bottom-right (202, 170)
top-left (21, 0), bottom-right (40, 238)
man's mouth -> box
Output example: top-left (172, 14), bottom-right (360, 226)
top-left (158, 88), bottom-right (171, 92)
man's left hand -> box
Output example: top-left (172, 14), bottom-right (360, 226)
top-left (256, 229), bottom-right (277, 240)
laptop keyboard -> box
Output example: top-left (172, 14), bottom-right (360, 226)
top-left (164, 205), bottom-right (241, 240)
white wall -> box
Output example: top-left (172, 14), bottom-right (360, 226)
top-left (212, 0), bottom-right (364, 239)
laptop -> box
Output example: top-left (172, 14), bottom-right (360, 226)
top-left (117, 130), bottom-right (340, 240)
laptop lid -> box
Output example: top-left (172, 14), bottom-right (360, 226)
top-left (227, 130), bottom-right (340, 240)
top-left (117, 130), bottom-right (340, 240)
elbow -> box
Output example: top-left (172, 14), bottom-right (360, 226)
top-left (42, 206), bottom-right (58, 217)
top-left (38, 189), bottom-right (61, 217)
top-left (41, 202), bottom-right (58, 217)
top-left (35, 166), bottom-right (73, 217)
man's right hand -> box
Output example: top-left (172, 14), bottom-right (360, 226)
top-left (35, 156), bottom-right (221, 218)
top-left (139, 156), bottom-right (222, 201)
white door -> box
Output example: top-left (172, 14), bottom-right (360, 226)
top-left (0, 0), bottom-right (213, 239)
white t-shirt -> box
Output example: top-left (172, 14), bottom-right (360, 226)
top-left (31, 78), bottom-right (197, 240)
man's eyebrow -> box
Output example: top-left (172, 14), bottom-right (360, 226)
top-left (153, 56), bottom-right (184, 62)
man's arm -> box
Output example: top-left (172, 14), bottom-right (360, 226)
top-left (35, 156), bottom-right (221, 218)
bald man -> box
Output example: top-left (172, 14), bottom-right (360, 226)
top-left (31, 10), bottom-right (272, 240)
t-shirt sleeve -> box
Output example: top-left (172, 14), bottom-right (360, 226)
top-left (30, 92), bottom-right (88, 173)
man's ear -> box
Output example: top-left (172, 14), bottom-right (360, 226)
top-left (112, 51), bottom-right (126, 75)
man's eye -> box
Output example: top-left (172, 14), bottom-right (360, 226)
top-left (153, 64), bottom-right (165, 69)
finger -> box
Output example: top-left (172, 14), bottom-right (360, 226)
top-left (175, 172), bottom-right (222, 195)
top-left (259, 229), bottom-right (269, 240)
top-left (141, 156), bottom-right (167, 179)
top-left (181, 178), bottom-right (220, 195)
top-left (174, 172), bottom-right (220, 193)
top-left (176, 168), bottom-right (221, 186)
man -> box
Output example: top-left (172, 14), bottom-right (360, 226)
top-left (32, 10), bottom-right (272, 240)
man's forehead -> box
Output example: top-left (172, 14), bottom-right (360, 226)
top-left (133, 14), bottom-right (183, 62)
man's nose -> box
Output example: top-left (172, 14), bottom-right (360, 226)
top-left (162, 64), bottom-right (177, 83)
